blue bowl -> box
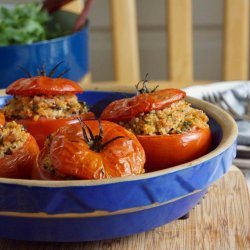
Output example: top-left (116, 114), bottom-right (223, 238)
top-left (0, 92), bottom-right (237, 242)
top-left (0, 11), bottom-right (89, 89)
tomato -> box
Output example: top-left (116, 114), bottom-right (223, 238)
top-left (100, 88), bottom-right (212, 171)
top-left (6, 76), bottom-right (83, 96)
top-left (137, 127), bottom-right (212, 172)
top-left (0, 134), bottom-right (39, 179)
top-left (16, 113), bottom-right (95, 149)
top-left (0, 112), bottom-right (5, 127)
top-left (100, 89), bottom-right (186, 122)
top-left (32, 120), bottom-right (145, 180)
top-left (32, 146), bottom-right (64, 180)
top-left (5, 74), bottom-right (94, 148)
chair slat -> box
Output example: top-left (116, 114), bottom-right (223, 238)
top-left (110, 0), bottom-right (140, 83)
top-left (167, 0), bottom-right (193, 84)
top-left (62, 0), bottom-right (83, 13)
top-left (223, 0), bottom-right (249, 80)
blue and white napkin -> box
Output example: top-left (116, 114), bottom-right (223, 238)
top-left (184, 81), bottom-right (250, 146)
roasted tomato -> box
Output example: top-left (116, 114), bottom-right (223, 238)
top-left (100, 88), bottom-right (186, 122)
top-left (6, 76), bottom-right (83, 96)
top-left (32, 120), bottom-right (145, 180)
top-left (0, 112), bottom-right (5, 127)
top-left (3, 65), bottom-right (94, 148)
top-left (0, 122), bottom-right (39, 179)
top-left (137, 127), bottom-right (212, 171)
top-left (18, 113), bottom-right (94, 149)
top-left (101, 87), bottom-right (212, 172)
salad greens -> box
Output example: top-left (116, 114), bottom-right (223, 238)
top-left (0, 3), bottom-right (67, 46)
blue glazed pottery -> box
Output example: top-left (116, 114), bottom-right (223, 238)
top-left (0, 92), bottom-right (238, 242)
top-left (0, 11), bottom-right (89, 89)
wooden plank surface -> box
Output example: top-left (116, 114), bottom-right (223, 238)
top-left (223, 0), bottom-right (250, 80)
top-left (79, 80), bottom-right (212, 93)
top-left (167, 0), bottom-right (193, 84)
top-left (110, 0), bottom-right (140, 82)
top-left (61, 0), bottom-right (83, 14)
top-left (0, 166), bottom-right (249, 249)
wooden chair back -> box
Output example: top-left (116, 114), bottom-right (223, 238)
top-left (65, 0), bottom-right (249, 90)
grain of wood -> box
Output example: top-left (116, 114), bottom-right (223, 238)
top-left (223, 0), bottom-right (250, 80)
top-left (56, 0), bottom-right (249, 83)
top-left (0, 167), bottom-right (249, 250)
top-left (167, 0), bottom-right (193, 84)
top-left (61, 0), bottom-right (83, 14)
top-left (110, 0), bottom-right (140, 83)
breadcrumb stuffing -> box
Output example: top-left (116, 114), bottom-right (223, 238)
top-left (119, 100), bottom-right (209, 135)
top-left (0, 121), bottom-right (29, 158)
top-left (3, 94), bottom-right (88, 120)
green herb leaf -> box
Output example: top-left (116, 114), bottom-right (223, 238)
top-left (0, 3), bottom-right (67, 46)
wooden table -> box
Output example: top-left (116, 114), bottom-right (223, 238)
top-left (0, 166), bottom-right (249, 250)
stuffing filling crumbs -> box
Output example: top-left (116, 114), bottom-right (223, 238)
top-left (3, 94), bottom-right (88, 120)
top-left (0, 121), bottom-right (28, 158)
top-left (119, 100), bottom-right (209, 135)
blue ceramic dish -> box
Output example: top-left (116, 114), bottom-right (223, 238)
top-left (0, 92), bottom-right (237, 242)
top-left (0, 11), bottom-right (89, 89)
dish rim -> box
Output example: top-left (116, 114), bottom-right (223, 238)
top-left (0, 96), bottom-right (238, 187)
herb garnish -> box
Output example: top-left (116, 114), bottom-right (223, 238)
top-left (0, 3), bottom-right (68, 46)
top-left (136, 73), bottom-right (159, 95)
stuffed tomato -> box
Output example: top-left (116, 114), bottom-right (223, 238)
top-left (3, 65), bottom-right (94, 148)
top-left (32, 119), bottom-right (145, 180)
top-left (0, 121), bottom-right (39, 178)
top-left (101, 87), bottom-right (212, 172)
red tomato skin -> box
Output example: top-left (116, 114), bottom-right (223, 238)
top-left (100, 89), bottom-right (186, 122)
top-left (6, 76), bottom-right (83, 96)
top-left (0, 135), bottom-right (39, 179)
top-left (15, 112), bottom-right (95, 149)
top-left (32, 147), bottom-right (64, 180)
top-left (0, 112), bottom-right (5, 127)
top-left (50, 121), bottom-right (145, 179)
top-left (137, 127), bottom-right (212, 172)
top-left (33, 120), bottom-right (146, 180)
